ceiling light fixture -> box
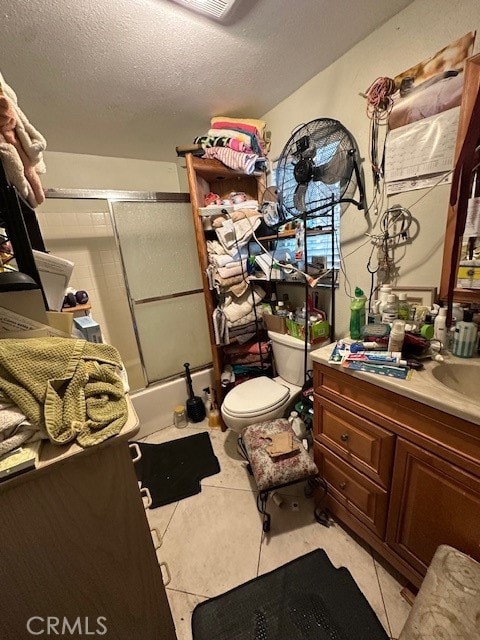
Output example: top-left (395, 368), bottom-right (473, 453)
top-left (169, 0), bottom-right (240, 22)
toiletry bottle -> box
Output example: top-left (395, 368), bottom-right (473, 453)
top-left (291, 413), bottom-right (307, 439)
top-left (349, 287), bottom-right (367, 340)
top-left (434, 307), bottom-right (448, 345)
top-left (452, 303), bottom-right (464, 323)
top-left (288, 410), bottom-right (298, 425)
top-left (388, 319), bottom-right (405, 353)
top-left (377, 285), bottom-right (392, 316)
top-left (397, 293), bottom-right (411, 322)
top-left (381, 294), bottom-right (399, 324)
top-left (452, 310), bottom-right (478, 358)
top-left (275, 300), bottom-right (288, 317)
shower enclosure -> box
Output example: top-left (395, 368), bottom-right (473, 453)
top-left (42, 190), bottom-right (211, 389)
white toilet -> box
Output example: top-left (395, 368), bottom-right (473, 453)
top-left (221, 330), bottom-right (313, 432)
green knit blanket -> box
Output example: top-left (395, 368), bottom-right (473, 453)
top-left (0, 338), bottom-right (128, 447)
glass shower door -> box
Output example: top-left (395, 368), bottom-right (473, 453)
top-left (110, 200), bottom-right (211, 385)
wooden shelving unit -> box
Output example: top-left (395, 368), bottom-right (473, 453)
top-left (186, 154), bottom-right (266, 430)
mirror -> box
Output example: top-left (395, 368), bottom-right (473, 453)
top-left (440, 53), bottom-right (480, 304)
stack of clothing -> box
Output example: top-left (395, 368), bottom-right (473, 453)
top-left (195, 116), bottom-right (269, 174)
top-left (0, 72), bottom-right (47, 207)
top-left (223, 340), bottom-right (271, 379)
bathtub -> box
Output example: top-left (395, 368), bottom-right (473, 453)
top-left (131, 367), bottom-right (214, 439)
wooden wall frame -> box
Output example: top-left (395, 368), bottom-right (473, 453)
top-left (439, 53), bottom-right (480, 304)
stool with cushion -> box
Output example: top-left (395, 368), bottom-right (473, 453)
top-left (238, 418), bottom-right (319, 532)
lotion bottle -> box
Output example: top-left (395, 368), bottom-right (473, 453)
top-left (388, 319), bottom-right (405, 353)
top-left (434, 307), bottom-right (448, 346)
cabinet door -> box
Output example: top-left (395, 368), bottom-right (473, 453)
top-left (386, 438), bottom-right (480, 576)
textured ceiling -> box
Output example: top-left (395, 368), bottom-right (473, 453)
top-left (1, 0), bottom-right (412, 162)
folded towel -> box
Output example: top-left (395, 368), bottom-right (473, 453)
top-left (0, 400), bottom-right (43, 457)
top-left (211, 116), bottom-right (266, 135)
top-left (193, 135), bottom-right (251, 153)
top-left (203, 146), bottom-right (259, 175)
top-left (212, 121), bottom-right (262, 138)
top-left (223, 287), bottom-right (265, 325)
top-left (228, 321), bottom-right (259, 336)
top-left (228, 309), bottom-right (263, 328)
top-left (216, 260), bottom-right (246, 279)
top-left (214, 272), bottom-right (246, 289)
top-left (224, 341), bottom-right (269, 356)
top-left (212, 208), bottom-right (259, 229)
top-left (0, 338), bottom-right (127, 447)
top-left (215, 214), bottom-right (262, 253)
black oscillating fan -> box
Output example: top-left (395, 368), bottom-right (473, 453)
top-left (275, 118), bottom-right (365, 225)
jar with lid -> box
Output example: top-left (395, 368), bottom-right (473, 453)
top-left (173, 405), bottom-right (188, 428)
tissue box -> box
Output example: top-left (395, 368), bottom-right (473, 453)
top-left (74, 316), bottom-right (103, 343)
top-left (286, 318), bottom-right (330, 344)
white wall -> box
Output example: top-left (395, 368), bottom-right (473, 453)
top-left (262, 0), bottom-right (479, 337)
top-left (37, 152), bottom-right (183, 391)
top-left (43, 151), bottom-right (180, 191)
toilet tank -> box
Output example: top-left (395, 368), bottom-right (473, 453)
top-left (268, 330), bottom-right (313, 386)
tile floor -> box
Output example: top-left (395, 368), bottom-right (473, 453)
top-left (141, 422), bottom-right (411, 640)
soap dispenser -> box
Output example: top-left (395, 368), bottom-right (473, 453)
top-left (452, 310), bottom-right (477, 358)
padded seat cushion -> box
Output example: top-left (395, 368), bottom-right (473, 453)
top-left (242, 418), bottom-right (318, 491)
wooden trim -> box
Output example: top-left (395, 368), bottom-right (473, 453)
top-left (440, 53), bottom-right (480, 303)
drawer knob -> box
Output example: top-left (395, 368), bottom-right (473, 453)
top-left (339, 482), bottom-right (347, 490)
top-left (340, 433), bottom-right (349, 442)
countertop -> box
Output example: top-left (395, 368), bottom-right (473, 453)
top-left (311, 342), bottom-right (480, 426)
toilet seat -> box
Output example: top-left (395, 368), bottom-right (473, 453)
top-left (222, 376), bottom-right (290, 418)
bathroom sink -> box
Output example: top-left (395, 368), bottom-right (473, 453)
top-left (431, 363), bottom-right (480, 402)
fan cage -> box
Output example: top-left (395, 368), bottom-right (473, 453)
top-left (275, 118), bottom-right (359, 224)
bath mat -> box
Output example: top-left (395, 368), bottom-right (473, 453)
top-left (191, 548), bottom-right (388, 640)
top-left (132, 432), bottom-right (220, 508)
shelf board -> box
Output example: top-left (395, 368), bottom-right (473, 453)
top-left (189, 156), bottom-right (264, 182)
top-left (257, 228), bottom-right (334, 241)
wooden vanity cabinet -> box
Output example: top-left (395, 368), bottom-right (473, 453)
top-left (313, 361), bottom-right (480, 588)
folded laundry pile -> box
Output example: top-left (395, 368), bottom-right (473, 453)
top-left (178, 116), bottom-right (269, 174)
top-left (0, 71), bottom-right (47, 207)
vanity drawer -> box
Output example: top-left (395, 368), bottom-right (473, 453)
top-left (314, 397), bottom-right (395, 488)
top-left (315, 443), bottom-right (388, 538)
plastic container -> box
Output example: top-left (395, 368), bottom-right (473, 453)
top-left (397, 293), bottom-right (411, 322)
top-left (434, 307), bottom-right (448, 345)
top-left (452, 303), bottom-right (464, 323)
top-left (388, 319), bottom-right (405, 352)
top-left (291, 414), bottom-right (307, 439)
top-left (173, 405), bottom-right (188, 428)
top-left (452, 310), bottom-right (478, 358)
top-left (381, 294), bottom-right (398, 324)
top-left (349, 287), bottom-right (367, 340)
top-left (275, 301), bottom-right (288, 317)
top-left (378, 285), bottom-right (392, 315)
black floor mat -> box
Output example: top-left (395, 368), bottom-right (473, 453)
top-left (191, 549), bottom-right (389, 640)
top-left (132, 432), bottom-right (220, 508)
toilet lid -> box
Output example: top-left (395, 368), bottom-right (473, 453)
top-left (223, 376), bottom-right (290, 417)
